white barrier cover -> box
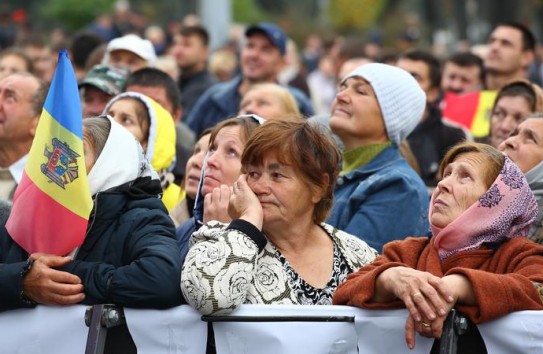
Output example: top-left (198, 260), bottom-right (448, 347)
top-left (124, 305), bottom-right (207, 354)
top-left (1, 304), bottom-right (542, 353)
top-left (0, 305), bottom-right (88, 353)
top-left (211, 305), bottom-right (359, 354)
top-left (478, 310), bottom-right (543, 354)
top-left (211, 305), bottom-right (543, 354)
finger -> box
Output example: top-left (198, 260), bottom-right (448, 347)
top-left (50, 292), bottom-right (86, 305)
top-left (431, 317), bottom-right (445, 338)
top-left (48, 269), bottom-right (83, 284)
top-left (411, 290), bottom-right (438, 321)
top-left (204, 192), bottom-right (212, 208)
top-left (38, 255), bottom-right (74, 268)
top-left (48, 282), bottom-right (85, 296)
top-left (405, 315), bottom-right (416, 349)
top-left (402, 293), bottom-right (423, 322)
top-left (212, 186), bottom-right (221, 203)
top-left (428, 276), bottom-right (454, 303)
top-left (220, 184), bottom-right (230, 200)
top-left (29, 252), bottom-right (47, 261)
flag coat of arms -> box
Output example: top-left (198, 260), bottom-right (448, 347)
top-left (6, 50), bottom-right (93, 255)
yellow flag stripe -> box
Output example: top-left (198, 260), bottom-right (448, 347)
top-left (471, 90), bottom-right (497, 138)
top-left (25, 111), bottom-right (92, 219)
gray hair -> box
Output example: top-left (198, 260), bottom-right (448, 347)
top-left (82, 117), bottom-right (111, 164)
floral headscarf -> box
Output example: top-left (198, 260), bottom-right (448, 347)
top-left (431, 156), bottom-right (538, 260)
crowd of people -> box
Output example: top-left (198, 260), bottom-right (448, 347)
top-left (1, 8), bottom-right (543, 352)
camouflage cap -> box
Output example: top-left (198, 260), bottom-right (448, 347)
top-left (79, 65), bottom-right (129, 96)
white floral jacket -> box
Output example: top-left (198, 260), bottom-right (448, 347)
top-left (181, 220), bottom-right (377, 315)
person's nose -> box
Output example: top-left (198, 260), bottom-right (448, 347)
top-left (498, 135), bottom-right (517, 152)
top-left (206, 150), bottom-right (224, 172)
top-left (240, 102), bottom-right (255, 115)
top-left (436, 174), bottom-right (452, 194)
top-left (250, 174), bottom-right (271, 195)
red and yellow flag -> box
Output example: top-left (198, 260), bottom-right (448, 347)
top-left (6, 50), bottom-right (92, 255)
top-left (441, 90), bottom-right (497, 138)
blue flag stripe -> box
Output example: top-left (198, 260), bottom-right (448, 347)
top-left (43, 50), bottom-right (83, 138)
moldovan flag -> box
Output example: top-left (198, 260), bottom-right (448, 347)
top-left (441, 90), bottom-right (497, 138)
top-left (6, 50), bottom-right (92, 255)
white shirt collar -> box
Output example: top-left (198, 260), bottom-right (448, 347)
top-left (9, 154), bottom-right (28, 184)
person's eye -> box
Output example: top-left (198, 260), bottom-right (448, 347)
top-left (227, 148), bottom-right (239, 157)
top-left (271, 172), bottom-right (285, 179)
top-left (247, 170), bottom-right (260, 179)
top-left (514, 115), bottom-right (525, 124)
top-left (493, 110), bottom-right (506, 120)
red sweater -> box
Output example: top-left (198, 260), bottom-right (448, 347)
top-left (333, 236), bottom-right (543, 323)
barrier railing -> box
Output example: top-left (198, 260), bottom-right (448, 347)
top-left (1, 304), bottom-right (542, 353)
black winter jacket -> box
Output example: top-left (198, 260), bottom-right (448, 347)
top-left (0, 178), bottom-right (184, 312)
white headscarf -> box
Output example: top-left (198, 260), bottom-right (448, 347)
top-left (87, 116), bottom-right (158, 196)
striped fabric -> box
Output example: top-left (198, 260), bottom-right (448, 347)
top-left (6, 50), bottom-right (92, 255)
top-left (442, 90), bottom-right (497, 138)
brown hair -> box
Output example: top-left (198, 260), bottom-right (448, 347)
top-left (439, 142), bottom-right (505, 189)
top-left (208, 115), bottom-right (261, 148)
top-left (241, 120), bottom-right (341, 224)
top-left (492, 80), bottom-right (543, 114)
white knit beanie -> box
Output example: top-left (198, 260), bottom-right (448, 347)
top-left (342, 63), bottom-right (426, 145)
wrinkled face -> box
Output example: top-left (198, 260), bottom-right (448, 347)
top-left (396, 58), bottom-right (438, 103)
top-left (0, 54), bottom-right (29, 79)
top-left (499, 118), bottom-right (543, 173)
top-left (202, 126), bottom-right (244, 195)
top-left (441, 62), bottom-right (482, 94)
top-left (108, 50), bottom-right (147, 72)
top-left (329, 76), bottom-right (386, 150)
top-left (239, 87), bottom-right (285, 120)
top-left (106, 98), bottom-right (149, 150)
top-left (485, 26), bottom-right (527, 75)
top-left (81, 86), bottom-right (113, 117)
top-left (0, 74), bottom-right (40, 145)
top-left (241, 33), bottom-right (284, 82)
top-left (490, 95), bottom-right (532, 148)
top-left (185, 133), bottom-right (211, 199)
top-left (171, 34), bottom-right (207, 69)
top-left (246, 152), bottom-right (319, 230)
top-left (430, 153), bottom-right (489, 228)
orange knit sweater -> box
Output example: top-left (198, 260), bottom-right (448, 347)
top-left (333, 236), bottom-right (543, 323)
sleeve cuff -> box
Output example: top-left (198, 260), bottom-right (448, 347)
top-left (227, 219), bottom-right (267, 252)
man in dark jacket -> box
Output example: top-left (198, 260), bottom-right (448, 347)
top-left (171, 25), bottom-right (217, 122)
top-left (0, 117), bottom-right (184, 311)
top-left (185, 22), bottom-right (314, 137)
top-left (397, 50), bottom-right (471, 186)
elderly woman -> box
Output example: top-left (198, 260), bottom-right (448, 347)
top-left (0, 117), bottom-right (183, 311)
top-left (499, 113), bottom-right (543, 243)
top-left (181, 120), bottom-right (377, 315)
top-left (486, 80), bottom-right (543, 148)
top-left (333, 142), bottom-right (543, 349)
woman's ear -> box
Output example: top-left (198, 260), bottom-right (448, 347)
top-left (311, 173), bottom-right (329, 204)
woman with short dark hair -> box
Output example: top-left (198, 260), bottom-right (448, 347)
top-left (181, 120), bottom-right (377, 315)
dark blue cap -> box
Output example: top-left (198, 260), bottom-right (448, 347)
top-left (245, 22), bottom-right (287, 55)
